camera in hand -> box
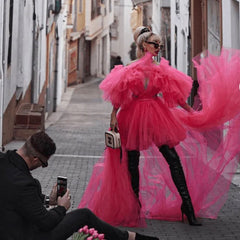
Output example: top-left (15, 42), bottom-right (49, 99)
top-left (57, 176), bottom-right (67, 197)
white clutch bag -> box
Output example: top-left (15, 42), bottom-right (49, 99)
top-left (105, 130), bottom-right (121, 149)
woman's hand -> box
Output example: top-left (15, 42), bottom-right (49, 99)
top-left (110, 107), bottom-right (119, 131)
top-left (110, 112), bottom-right (118, 131)
top-left (180, 103), bottom-right (194, 113)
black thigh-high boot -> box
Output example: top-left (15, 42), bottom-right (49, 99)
top-left (127, 150), bottom-right (140, 199)
top-left (159, 145), bottom-right (201, 226)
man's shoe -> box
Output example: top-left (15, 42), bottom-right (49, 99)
top-left (135, 232), bottom-right (159, 240)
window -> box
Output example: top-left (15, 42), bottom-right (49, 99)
top-left (101, 0), bottom-right (106, 15)
top-left (110, 17), bottom-right (118, 39)
top-left (101, 0), bottom-right (106, 16)
top-left (54, 0), bottom-right (62, 14)
top-left (175, 0), bottom-right (180, 14)
top-left (91, 0), bottom-right (101, 19)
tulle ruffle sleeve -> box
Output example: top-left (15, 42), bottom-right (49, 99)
top-left (99, 60), bottom-right (147, 109)
top-left (154, 58), bottom-right (193, 107)
top-left (99, 65), bottom-right (141, 109)
top-left (99, 65), bottom-right (125, 108)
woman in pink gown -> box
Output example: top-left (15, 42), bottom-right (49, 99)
top-left (79, 26), bottom-right (240, 228)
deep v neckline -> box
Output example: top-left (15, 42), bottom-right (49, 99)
top-left (144, 78), bottom-right (149, 89)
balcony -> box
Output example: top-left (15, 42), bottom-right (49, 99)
top-left (132, 0), bottom-right (151, 5)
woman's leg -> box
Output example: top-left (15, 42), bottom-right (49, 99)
top-left (127, 150), bottom-right (140, 198)
top-left (49, 208), bottom-right (129, 240)
top-left (159, 145), bottom-right (201, 226)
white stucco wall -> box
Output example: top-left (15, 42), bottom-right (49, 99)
top-left (222, 0), bottom-right (240, 49)
top-left (152, 0), bottom-right (161, 35)
top-left (3, 1), bottom-right (33, 111)
top-left (3, 0), bottom-right (56, 109)
top-left (9, 0), bottom-right (48, 106)
top-left (170, 0), bottom-right (189, 73)
top-left (0, 1), bottom-right (4, 149)
top-left (35, 0), bottom-right (47, 103)
top-left (90, 38), bottom-right (98, 76)
top-left (86, 0), bottom-right (113, 77)
top-left (56, 3), bottom-right (68, 106)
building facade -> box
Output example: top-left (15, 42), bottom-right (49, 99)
top-left (0, 0), bottom-right (51, 146)
top-left (222, 0), bottom-right (240, 49)
top-left (189, 0), bottom-right (223, 103)
top-left (111, 0), bottom-right (134, 66)
top-left (170, 0), bottom-right (240, 104)
top-left (0, 0), bottom-right (115, 148)
top-left (0, 0), bottom-right (69, 147)
top-left (152, 0), bottom-right (171, 60)
top-left (170, 0), bottom-right (190, 75)
top-left (85, 0), bottom-right (114, 78)
top-left (66, 0), bottom-right (86, 85)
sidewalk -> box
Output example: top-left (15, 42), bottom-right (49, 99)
top-left (4, 77), bottom-right (240, 239)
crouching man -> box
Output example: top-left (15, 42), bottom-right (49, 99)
top-left (0, 131), bottom-right (158, 240)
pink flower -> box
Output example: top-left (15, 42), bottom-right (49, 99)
top-left (82, 225), bottom-right (89, 234)
top-left (92, 230), bottom-right (99, 238)
top-left (98, 233), bottom-right (105, 239)
top-left (88, 228), bottom-right (95, 235)
top-left (75, 225), bottom-right (105, 240)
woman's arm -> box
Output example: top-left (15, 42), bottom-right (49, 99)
top-left (179, 102), bottom-right (194, 113)
top-left (110, 107), bottom-right (119, 131)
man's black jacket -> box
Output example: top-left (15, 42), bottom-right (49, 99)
top-left (0, 150), bottom-right (66, 240)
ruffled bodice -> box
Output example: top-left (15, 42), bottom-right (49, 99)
top-left (100, 53), bottom-right (193, 150)
top-left (100, 53), bottom-right (192, 109)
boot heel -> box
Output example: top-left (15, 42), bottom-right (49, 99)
top-left (181, 208), bottom-right (184, 223)
top-left (181, 203), bottom-right (202, 226)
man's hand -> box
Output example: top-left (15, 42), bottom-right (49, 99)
top-left (49, 184), bottom-right (57, 205)
top-left (57, 189), bottom-right (71, 211)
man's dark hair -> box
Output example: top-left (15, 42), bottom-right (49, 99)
top-left (30, 131), bottom-right (56, 158)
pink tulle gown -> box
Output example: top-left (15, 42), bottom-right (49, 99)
top-left (78, 49), bottom-right (240, 227)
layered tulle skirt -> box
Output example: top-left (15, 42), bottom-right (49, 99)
top-left (118, 97), bottom-right (187, 150)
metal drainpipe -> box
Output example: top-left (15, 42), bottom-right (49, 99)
top-left (31, 0), bottom-right (36, 103)
top-left (53, 27), bottom-right (59, 112)
top-left (0, 1), bottom-right (5, 151)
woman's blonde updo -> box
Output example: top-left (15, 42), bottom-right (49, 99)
top-left (134, 26), bottom-right (161, 59)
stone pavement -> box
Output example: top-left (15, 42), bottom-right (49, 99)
top-left (4, 78), bottom-right (240, 239)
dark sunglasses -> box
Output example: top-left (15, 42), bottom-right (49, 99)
top-left (35, 156), bottom-right (48, 168)
top-left (146, 41), bottom-right (164, 50)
